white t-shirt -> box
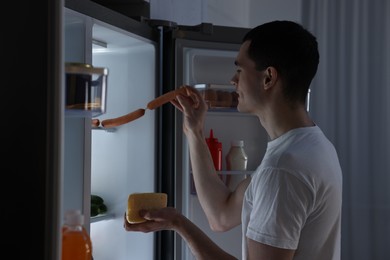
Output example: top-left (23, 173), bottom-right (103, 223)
top-left (242, 126), bottom-right (342, 260)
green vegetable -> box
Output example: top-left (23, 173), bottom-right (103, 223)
top-left (91, 203), bottom-right (100, 217)
top-left (99, 203), bottom-right (108, 214)
top-left (91, 194), bottom-right (104, 205)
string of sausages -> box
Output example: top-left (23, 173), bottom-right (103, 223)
top-left (94, 86), bottom-right (188, 128)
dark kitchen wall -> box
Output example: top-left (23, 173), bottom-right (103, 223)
top-left (150, 0), bottom-right (302, 28)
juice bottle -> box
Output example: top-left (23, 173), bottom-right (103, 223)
top-left (62, 210), bottom-right (92, 260)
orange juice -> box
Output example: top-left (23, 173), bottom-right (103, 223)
top-left (62, 210), bottom-right (92, 260)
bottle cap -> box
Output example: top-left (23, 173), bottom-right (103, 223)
top-left (231, 140), bottom-right (244, 147)
top-left (206, 129), bottom-right (219, 144)
top-left (205, 129), bottom-right (222, 171)
top-left (64, 209), bottom-right (84, 225)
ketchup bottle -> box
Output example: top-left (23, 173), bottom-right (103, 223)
top-left (205, 129), bottom-right (222, 171)
top-left (191, 129), bottom-right (223, 194)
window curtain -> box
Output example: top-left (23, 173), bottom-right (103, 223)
top-left (301, 0), bottom-right (390, 259)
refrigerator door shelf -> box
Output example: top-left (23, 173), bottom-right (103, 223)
top-left (189, 169), bottom-right (253, 175)
top-left (217, 171), bottom-right (253, 188)
top-left (92, 126), bottom-right (117, 132)
top-left (217, 170), bottom-right (253, 175)
top-left (190, 171), bottom-right (252, 195)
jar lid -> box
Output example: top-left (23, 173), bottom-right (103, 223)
top-left (231, 140), bottom-right (244, 147)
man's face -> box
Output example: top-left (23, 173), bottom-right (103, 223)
top-left (231, 41), bottom-right (266, 114)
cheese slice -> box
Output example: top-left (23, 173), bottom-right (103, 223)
top-left (126, 192), bottom-right (168, 224)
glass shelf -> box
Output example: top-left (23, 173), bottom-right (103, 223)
top-left (190, 170), bottom-right (253, 195)
top-left (190, 169), bottom-right (253, 175)
top-left (91, 213), bottom-right (115, 223)
top-left (217, 170), bottom-right (253, 175)
top-left (92, 126), bottom-right (117, 132)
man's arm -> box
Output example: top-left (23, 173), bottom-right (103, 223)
top-left (124, 207), bottom-right (237, 260)
top-left (172, 87), bottom-right (250, 231)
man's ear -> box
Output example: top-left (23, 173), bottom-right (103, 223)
top-left (263, 67), bottom-right (277, 90)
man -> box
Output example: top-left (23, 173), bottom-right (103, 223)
top-left (124, 20), bottom-right (342, 260)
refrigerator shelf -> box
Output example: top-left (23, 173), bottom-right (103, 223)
top-left (217, 170), bottom-right (253, 175)
top-left (91, 213), bottom-right (115, 223)
top-left (191, 170), bottom-right (253, 175)
top-left (92, 126), bottom-right (117, 132)
top-left (194, 83), bottom-right (238, 110)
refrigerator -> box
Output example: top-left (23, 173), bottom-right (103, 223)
top-left (63, 1), bottom-right (269, 259)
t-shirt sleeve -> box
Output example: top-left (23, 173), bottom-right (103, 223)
top-left (246, 167), bottom-right (313, 249)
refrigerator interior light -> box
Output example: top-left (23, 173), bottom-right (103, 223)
top-left (92, 39), bottom-right (108, 53)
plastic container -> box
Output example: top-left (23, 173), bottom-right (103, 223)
top-left (224, 140), bottom-right (248, 187)
top-left (194, 84), bottom-right (238, 110)
top-left (226, 140), bottom-right (248, 171)
top-left (205, 129), bottom-right (222, 171)
top-left (65, 62), bottom-right (108, 117)
top-left (62, 209), bottom-right (93, 260)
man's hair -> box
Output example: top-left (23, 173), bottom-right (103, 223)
top-left (243, 20), bottom-right (319, 105)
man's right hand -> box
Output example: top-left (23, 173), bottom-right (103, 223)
top-left (170, 85), bottom-right (208, 137)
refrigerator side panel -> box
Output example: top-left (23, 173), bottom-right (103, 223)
top-left (90, 22), bottom-right (157, 260)
top-left (64, 8), bottom-right (93, 230)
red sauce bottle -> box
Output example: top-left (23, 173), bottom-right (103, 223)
top-left (205, 129), bottom-right (222, 171)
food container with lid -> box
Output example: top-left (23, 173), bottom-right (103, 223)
top-left (194, 83), bottom-right (238, 110)
top-left (65, 62), bottom-right (108, 117)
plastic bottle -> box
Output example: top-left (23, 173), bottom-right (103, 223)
top-left (62, 209), bottom-right (92, 260)
top-left (226, 140), bottom-right (248, 171)
top-left (205, 129), bottom-right (222, 171)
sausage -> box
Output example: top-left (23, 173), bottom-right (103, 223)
top-left (146, 86), bottom-right (188, 110)
top-left (91, 118), bottom-right (100, 127)
top-left (101, 108), bottom-right (145, 128)
top-left (100, 86), bottom-right (188, 128)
